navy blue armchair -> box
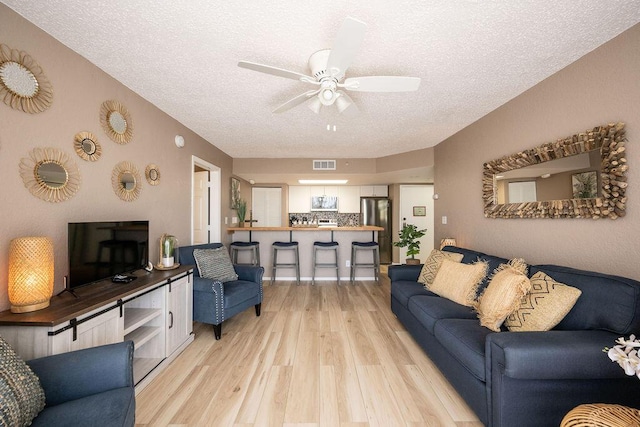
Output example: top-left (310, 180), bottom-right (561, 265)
top-left (178, 243), bottom-right (264, 339)
top-left (27, 341), bottom-right (135, 426)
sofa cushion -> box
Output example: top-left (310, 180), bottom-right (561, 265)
top-left (391, 280), bottom-right (435, 308)
top-left (194, 246), bottom-right (238, 282)
top-left (430, 259), bottom-right (488, 307)
top-left (408, 295), bottom-right (477, 334)
top-left (224, 280), bottom-right (261, 308)
top-left (418, 249), bottom-right (464, 286)
top-left (476, 259), bottom-right (531, 332)
top-left (434, 319), bottom-right (493, 382)
top-left (531, 265), bottom-right (640, 334)
top-left (505, 271), bottom-right (582, 332)
top-left (0, 336), bottom-right (45, 427)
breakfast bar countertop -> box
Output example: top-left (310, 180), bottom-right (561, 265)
top-left (227, 225), bottom-right (383, 232)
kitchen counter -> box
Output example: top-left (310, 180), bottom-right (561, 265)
top-left (227, 226), bottom-right (383, 232)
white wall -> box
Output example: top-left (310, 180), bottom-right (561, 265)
top-left (398, 185), bottom-right (434, 263)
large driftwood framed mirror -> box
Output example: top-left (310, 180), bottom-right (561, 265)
top-left (483, 123), bottom-right (627, 219)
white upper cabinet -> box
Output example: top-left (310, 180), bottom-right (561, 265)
top-left (288, 185), bottom-right (311, 213)
top-left (360, 185), bottom-right (388, 197)
top-left (309, 186), bottom-right (338, 197)
top-left (338, 186), bottom-right (361, 213)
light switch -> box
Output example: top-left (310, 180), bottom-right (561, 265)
top-left (442, 216), bottom-right (448, 225)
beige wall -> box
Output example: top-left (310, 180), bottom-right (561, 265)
top-left (434, 23), bottom-right (640, 280)
top-left (0, 5), bottom-right (234, 310)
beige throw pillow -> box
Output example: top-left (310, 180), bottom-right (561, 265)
top-left (429, 259), bottom-right (488, 307)
top-left (476, 259), bottom-right (531, 332)
top-left (505, 271), bottom-right (582, 332)
top-left (418, 249), bottom-right (464, 287)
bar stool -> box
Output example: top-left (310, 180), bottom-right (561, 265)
top-left (271, 241), bottom-right (300, 285)
top-left (312, 241), bottom-right (339, 285)
top-left (229, 241), bottom-right (260, 266)
top-left (350, 241), bottom-right (380, 284)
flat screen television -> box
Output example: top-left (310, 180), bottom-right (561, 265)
top-left (68, 220), bottom-right (149, 289)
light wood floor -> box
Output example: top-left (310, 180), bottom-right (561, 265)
top-left (135, 274), bottom-right (482, 427)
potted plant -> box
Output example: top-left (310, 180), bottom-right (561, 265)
top-left (236, 199), bottom-right (247, 227)
top-left (394, 223), bottom-right (427, 265)
top-left (160, 234), bottom-right (178, 267)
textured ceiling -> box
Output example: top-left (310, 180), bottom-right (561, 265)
top-left (3, 1), bottom-right (640, 160)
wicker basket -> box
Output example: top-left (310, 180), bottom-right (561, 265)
top-left (561, 403), bottom-right (640, 427)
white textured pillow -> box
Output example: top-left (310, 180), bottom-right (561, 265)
top-left (194, 247), bottom-right (238, 282)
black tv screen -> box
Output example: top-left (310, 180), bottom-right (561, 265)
top-left (68, 221), bottom-right (149, 288)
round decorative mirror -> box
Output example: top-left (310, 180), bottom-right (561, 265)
top-left (100, 100), bottom-right (133, 144)
top-left (73, 131), bottom-right (102, 161)
top-left (0, 44), bottom-right (53, 114)
top-left (112, 161), bottom-right (141, 201)
top-left (145, 164), bottom-right (161, 186)
top-left (19, 147), bottom-right (80, 203)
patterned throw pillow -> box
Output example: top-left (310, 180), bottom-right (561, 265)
top-left (193, 246), bottom-right (238, 282)
top-left (418, 249), bottom-right (464, 287)
top-left (0, 336), bottom-right (45, 426)
top-left (429, 259), bottom-right (488, 307)
top-left (475, 259), bottom-right (531, 332)
top-left (505, 271), bottom-right (582, 332)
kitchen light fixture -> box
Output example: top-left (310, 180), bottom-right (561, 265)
top-left (8, 236), bottom-right (54, 313)
top-left (298, 179), bottom-right (348, 184)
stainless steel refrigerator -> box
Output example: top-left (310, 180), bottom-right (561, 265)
top-left (360, 197), bottom-right (392, 264)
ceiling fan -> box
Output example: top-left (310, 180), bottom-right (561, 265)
top-left (238, 17), bottom-right (421, 114)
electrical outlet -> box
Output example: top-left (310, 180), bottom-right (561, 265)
top-left (442, 216), bottom-right (448, 225)
top-left (346, 260), bottom-right (351, 267)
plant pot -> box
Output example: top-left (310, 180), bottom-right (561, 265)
top-left (405, 258), bottom-right (421, 265)
top-left (162, 256), bottom-right (174, 268)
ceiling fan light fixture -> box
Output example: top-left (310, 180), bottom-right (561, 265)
top-left (335, 93), bottom-right (352, 113)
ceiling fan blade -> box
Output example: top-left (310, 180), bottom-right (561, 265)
top-left (238, 61), bottom-right (314, 82)
top-left (343, 76), bottom-right (421, 92)
top-left (326, 17), bottom-right (367, 78)
top-left (272, 89), bottom-right (320, 114)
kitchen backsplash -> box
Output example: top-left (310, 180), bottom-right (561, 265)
top-left (289, 212), bottom-right (360, 227)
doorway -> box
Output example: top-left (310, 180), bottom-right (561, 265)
top-left (191, 156), bottom-right (221, 244)
top-left (398, 185), bottom-right (434, 263)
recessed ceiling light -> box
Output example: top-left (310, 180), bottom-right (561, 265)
top-left (298, 179), bottom-right (348, 185)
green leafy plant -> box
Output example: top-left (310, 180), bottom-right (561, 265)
top-left (393, 223), bottom-right (427, 259)
top-left (236, 199), bottom-right (247, 224)
top-left (161, 234), bottom-right (177, 259)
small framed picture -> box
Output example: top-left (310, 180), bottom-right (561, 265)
top-left (413, 206), bottom-right (426, 216)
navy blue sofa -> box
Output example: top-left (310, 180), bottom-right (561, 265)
top-left (27, 341), bottom-right (135, 426)
top-left (389, 246), bottom-right (640, 427)
top-left (178, 243), bottom-right (264, 339)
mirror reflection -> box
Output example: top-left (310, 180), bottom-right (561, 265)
top-left (81, 138), bottom-right (96, 155)
top-left (0, 61), bottom-right (38, 97)
top-left (120, 172), bottom-right (136, 191)
top-left (36, 161), bottom-right (67, 189)
top-left (495, 150), bottom-right (601, 204)
top-left (109, 111), bottom-right (127, 134)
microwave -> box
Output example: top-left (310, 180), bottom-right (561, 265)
top-left (310, 195), bottom-right (338, 211)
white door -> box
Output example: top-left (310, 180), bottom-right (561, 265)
top-left (398, 185), bottom-right (434, 263)
top-left (193, 171), bottom-right (209, 245)
top-left (252, 187), bottom-right (282, 227)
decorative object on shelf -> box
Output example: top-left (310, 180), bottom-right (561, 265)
top-left (73, 131), bottom-right (101, 162)
top-left (440, 238), bottom-right (457, 249)
top-left (145, 164), bottom-right (160, 186)
top-left (174, 134), bottom-right (185, 148)
top-left (394, 223), bottom-right (427, 265)
top-left (231, 177), bottom-right (240, 209)
top-left (19, 147), bottom-right (81, 203)
top-left (236, 198), bottom-right (247, 227)
top-left (159, 234), bottom-right (178, 268)
top-left (8, 237), bottom-right (54, 313)
top-left (99, 100), bottom-right (133, 144)
top-left (111, 160), bottom-right (141, 201)
top-left (0, 43), bottom-right (53, 114)
top-left (561, 403), bottom-right (640, 427)
top-left (483, 122), bottom-right (627, 219)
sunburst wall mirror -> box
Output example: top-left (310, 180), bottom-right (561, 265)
top-left (112, 161), bottom-right (141, 201)
top-left (73, 131), bottom-right (102, 162)
top-left (19, 147), bottom-right (80, 203)
top-left (0, 43), bottom-right (53, 114)
top-left (145, 164), bottom-right (161, 186)
top-left (100, 100), bottom-right (133, 144)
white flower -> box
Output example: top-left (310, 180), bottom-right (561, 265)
top-left (615, 334), bottom-right (640, 349)
top-left (607, 336), bottom-right (640, 378)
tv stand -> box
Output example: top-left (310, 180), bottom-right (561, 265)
top-left (56, 276), bottom-right (79, 298)
top-left (0, 265), bottom-right (194, 392)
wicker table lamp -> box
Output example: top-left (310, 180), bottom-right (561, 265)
top-left (8, 236), bottom-right (54, 313)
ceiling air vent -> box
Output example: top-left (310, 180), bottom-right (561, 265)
top-left (313, 160), bottom-right (336, 170)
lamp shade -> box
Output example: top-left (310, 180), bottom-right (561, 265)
top-left (440, 238), bottom-right (457, 250)
top-left (8, 237), bottom-right (54, 313)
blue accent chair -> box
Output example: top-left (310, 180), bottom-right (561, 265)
top-left (178, 243), bottom-right (264, 340)
top-left (27, 341), bottom-right (135, 426)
